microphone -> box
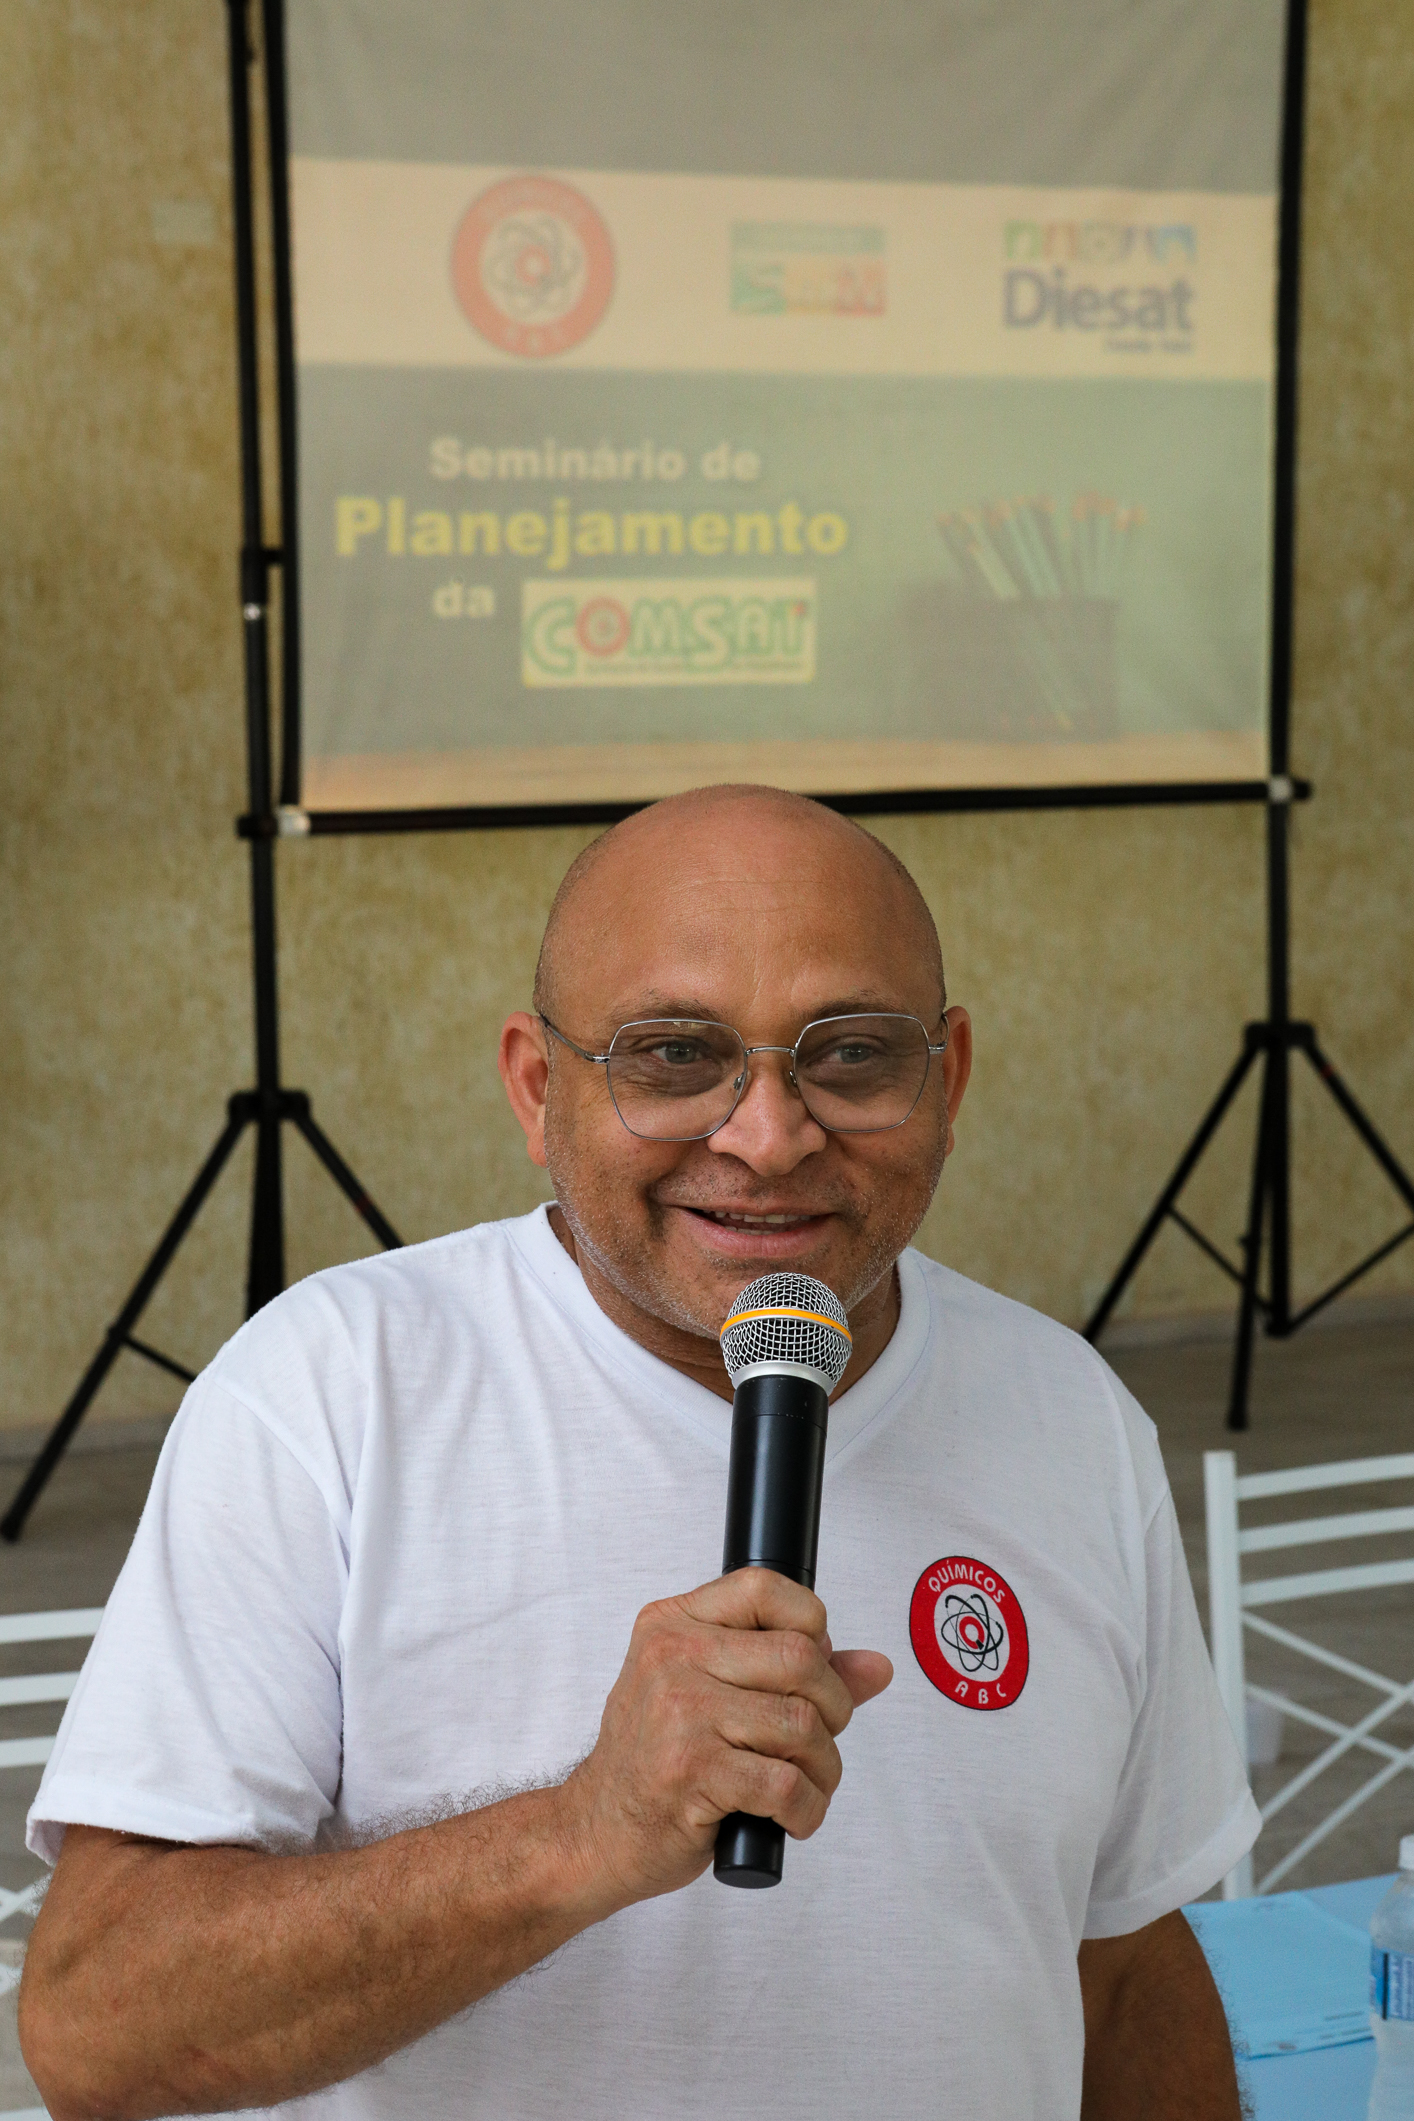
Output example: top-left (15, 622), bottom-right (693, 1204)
top-left (713, 1271), bottom-right (853, 1889)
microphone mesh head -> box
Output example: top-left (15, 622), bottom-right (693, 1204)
top-left (719, 1273), bottom-right (852, 1389)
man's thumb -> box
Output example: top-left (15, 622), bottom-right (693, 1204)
top-left (830, 1649), bottom-right (894, 1706)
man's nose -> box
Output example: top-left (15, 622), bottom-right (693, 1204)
top-left (707, 1051), bottom-right (827, 1172)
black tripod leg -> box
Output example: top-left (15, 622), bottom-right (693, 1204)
top-left (1084, 1042), bottom-right (1259, 1342)
top-left (1, 1109), bottom-right (252, 1542)
top-left (1227, 1055), bottom-right (1274, 1433)
top-left (246, 1100), bottom-right (285, 1316)
top-left (290, 1108), bottom-right (404, 1251)
top-left (1305, 1037), bottom-right (1414, 1216)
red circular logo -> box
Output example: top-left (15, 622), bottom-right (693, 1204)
top-left (451, 175), bottom-right (615, 358)
top-left (910, 1555), bottom-right (1029, 1711)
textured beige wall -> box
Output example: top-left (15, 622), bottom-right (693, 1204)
top-left (3, 0), bottom-right (1412, 1431)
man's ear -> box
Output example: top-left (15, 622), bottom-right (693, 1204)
top-left (498, 1013), bottom-right (551, 1169)
top-left (941, 1006), bottom-right (972, 1157)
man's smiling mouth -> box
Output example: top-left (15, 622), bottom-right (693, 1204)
top-left (685, 1208), bottom-right (823, 1228)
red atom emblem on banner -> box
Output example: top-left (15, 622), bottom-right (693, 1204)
top-left (910, 1554), bottom-right (1029, 1711)
top-left (451, 174), bottom-right (615, 358)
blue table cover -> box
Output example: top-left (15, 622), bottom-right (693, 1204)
top-left (1185, 1874), bottom-right (1394, 2121)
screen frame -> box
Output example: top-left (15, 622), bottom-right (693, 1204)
top-left (259, 0), bottom-right (1306, 832)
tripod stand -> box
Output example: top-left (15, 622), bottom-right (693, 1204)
top-left (1081, 0), bottom-right (1414, 1426)
top-left (0, 0), bottom-right (402, 1541)
top-left (1082, 786), bottom-right (1414, 1430)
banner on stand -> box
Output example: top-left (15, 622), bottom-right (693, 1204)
top-left (286, 0), bottom-right (1285, 811)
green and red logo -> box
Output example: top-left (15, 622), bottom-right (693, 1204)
top-left (451, 174), bottom-right (615, 358)
top-left (910, 1554), bottom-right (1028, 1711)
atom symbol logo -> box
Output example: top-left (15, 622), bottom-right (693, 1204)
top-left (481, 212), bottom-right (588, 326)
top-left (909, 1555), bottom-right (1029, 1712)
top-left (451, 175), bottom-right (615, 359)
top-left (938, 1590), bottom-right (1005, 1675)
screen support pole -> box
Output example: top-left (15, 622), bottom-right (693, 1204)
top-left (1083, 0), bottom-right (1414, 1430)
top-left (0, 0), bottom-right (402, 1541)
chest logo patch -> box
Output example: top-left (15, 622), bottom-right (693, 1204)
top-left (910, 1554), bottom-right (1029, 1711)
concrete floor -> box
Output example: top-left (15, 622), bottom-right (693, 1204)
top-left (0, 1312), bottom-right (1410, 1940)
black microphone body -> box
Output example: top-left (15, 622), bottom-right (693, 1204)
top-left (722, 1371), bottom-right (829, 1587)
top-left (714, 1369), bottom-right (829, 1888)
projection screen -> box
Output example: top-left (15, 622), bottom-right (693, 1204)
top-left (284, 0), bottom-right (1286, 815)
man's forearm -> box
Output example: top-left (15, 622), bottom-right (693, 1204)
top-left (22, 1792), bottom-right (617, 2121)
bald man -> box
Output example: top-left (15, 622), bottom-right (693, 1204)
top-left (23, 787), bottom-right (1257, 2121)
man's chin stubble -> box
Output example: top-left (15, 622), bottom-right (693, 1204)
top-left (556, 1185), bottom-right (906, 1340)
top-left (555, 1199), bottom-right (724, 1340)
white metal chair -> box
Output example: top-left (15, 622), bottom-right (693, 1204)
top-left (0, 1609), bottom-right (102, 1929)
top-left (1205, 1449), bottom-right (1414, 1898)
top-left (0, 1608), bottom-right (103, 2119)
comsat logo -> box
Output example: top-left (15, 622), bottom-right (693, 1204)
top-left (522, 577), bottom-right (816, 687)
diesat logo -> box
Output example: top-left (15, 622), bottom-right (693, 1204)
top-left (910, 1554), bottom-right (1029, 1712)
top-left (1002, 218), bottom-right (1196, 342)
top-left (522, 577), bottom-right (815, 688)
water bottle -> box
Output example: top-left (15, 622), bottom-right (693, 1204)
top-left (1369, 1837), bottom-right (1414, 2119)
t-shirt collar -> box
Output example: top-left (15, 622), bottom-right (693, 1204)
top-left (506, 1202), bottom-right (932, 1461)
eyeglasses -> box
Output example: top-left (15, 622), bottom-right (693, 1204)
top-left (539, 1012), bottom-right (948, 1142)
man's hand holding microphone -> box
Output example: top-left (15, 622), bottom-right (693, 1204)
top-left (561, 1273), bottom-right (893, 1909)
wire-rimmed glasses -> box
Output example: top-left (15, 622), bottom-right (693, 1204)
top-left (539, 1012), bottom-right (948, 1142)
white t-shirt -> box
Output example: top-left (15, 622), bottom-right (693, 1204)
top-left (32, 1207), bottom-right (1258, 2121)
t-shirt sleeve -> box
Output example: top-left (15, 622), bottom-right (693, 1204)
top-left (27, 1371), bottom-right (349, 1864)
top-left (1083, 1462), bottom-right (1261, 1938)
